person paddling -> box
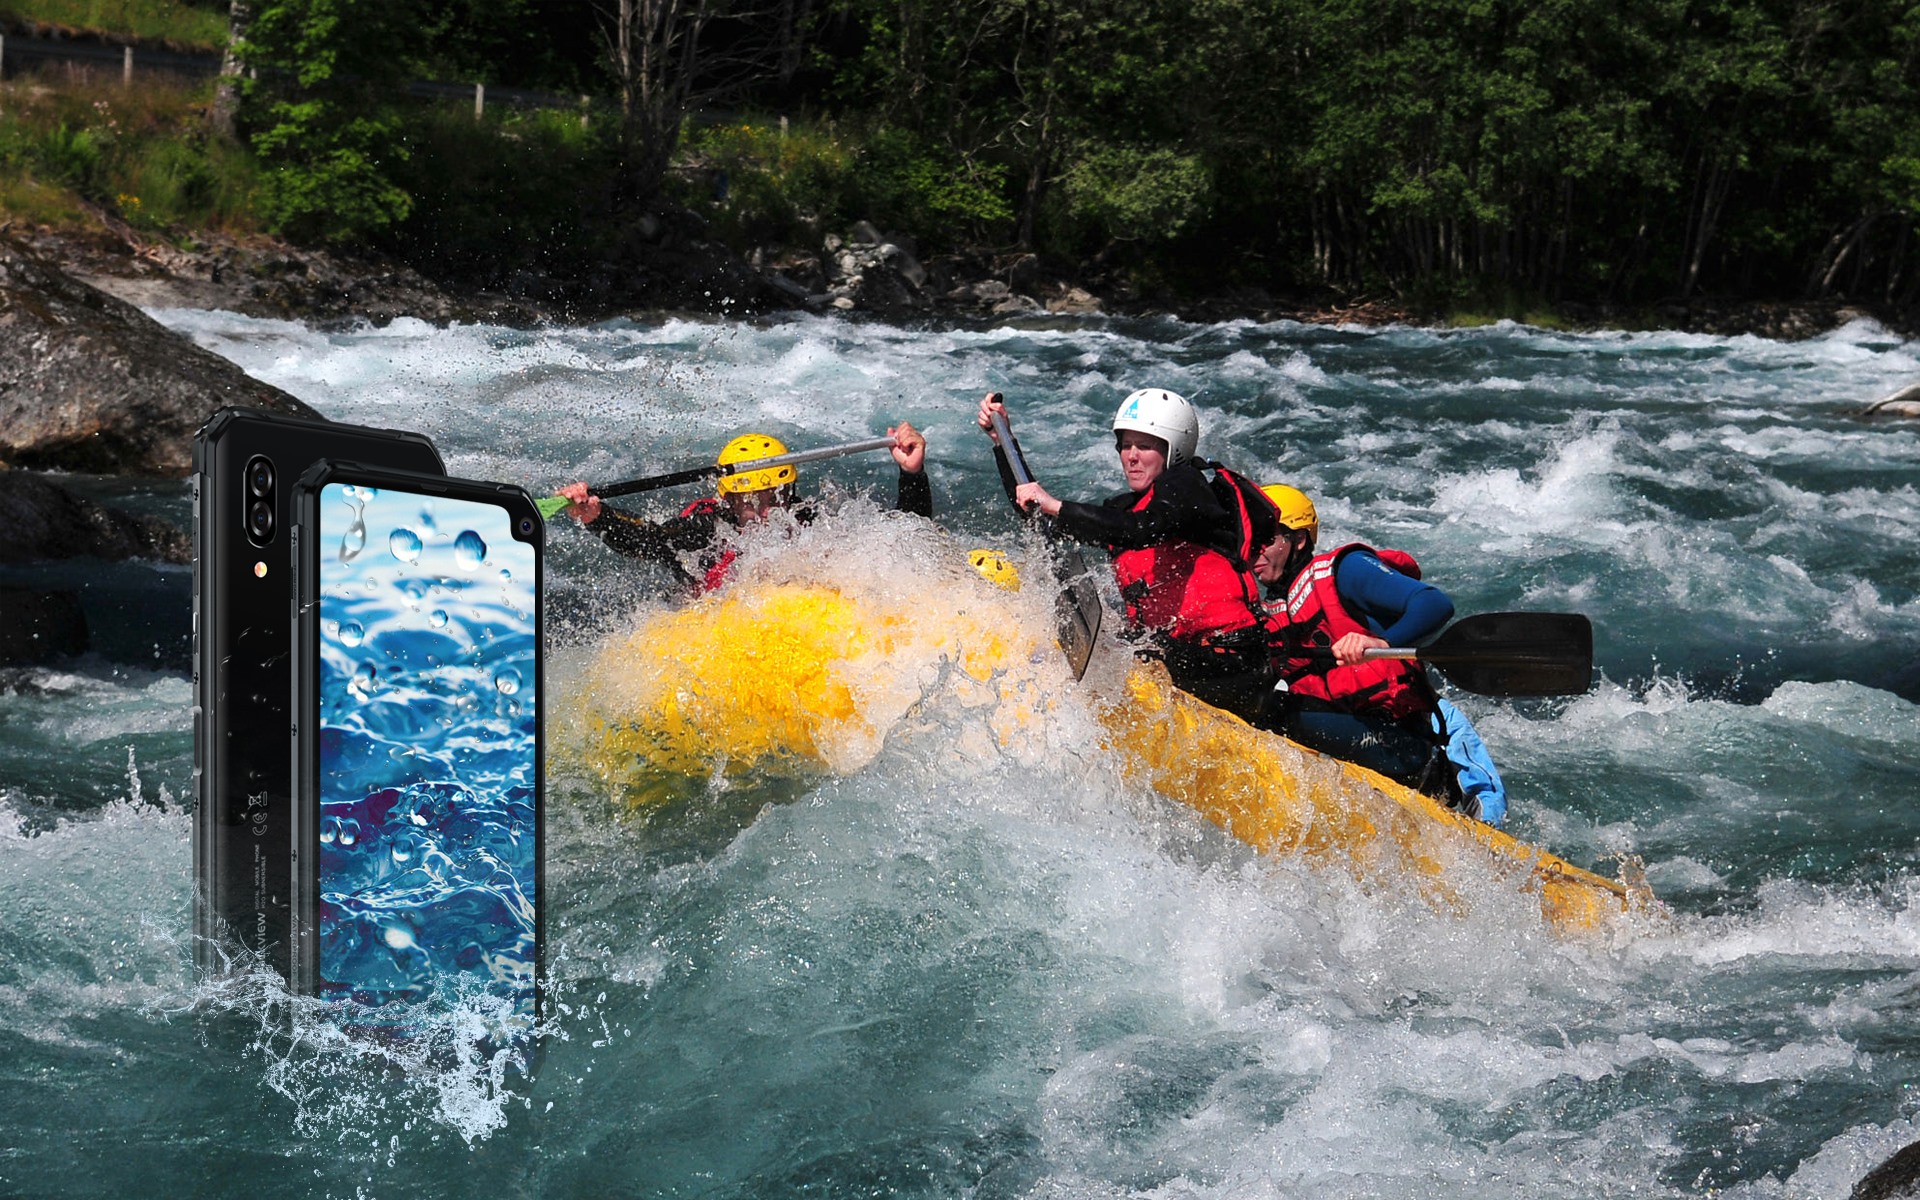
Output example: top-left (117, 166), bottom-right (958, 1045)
top-left (1253, 484), bottom-right (1507, 825)
top-left (977, 390), bottom-right (1273, 721)
top-left (558, 424), bottom-right (931, 595)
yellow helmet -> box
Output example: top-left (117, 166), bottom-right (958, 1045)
top-left (715, 433), bottom-right (795, 496)
top-left (1261, 484), bottom-right (1319, 543)
top-left (967, 548), bottom-right (1021, 591)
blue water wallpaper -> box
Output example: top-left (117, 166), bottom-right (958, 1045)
top-left (315, 482), bottom-right (539, 1016)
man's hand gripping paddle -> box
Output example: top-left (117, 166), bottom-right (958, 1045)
top-left (988, 401), bottom-right (1103, 681)
top-left (534, 436), bottom-right (899, 519)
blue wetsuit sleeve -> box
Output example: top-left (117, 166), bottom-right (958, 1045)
top-left (1334, 550), bottom-right (1454, 645)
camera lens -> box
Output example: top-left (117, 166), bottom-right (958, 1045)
top-left (248, 499), bottom-right (275, 540)
top-left (517, 516), bottom-right (536, 536)
top-left (246, 456), bottom-right (275, 497)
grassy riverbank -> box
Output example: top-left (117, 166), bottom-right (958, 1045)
top-left (0, 0), bottom-right (225, 47)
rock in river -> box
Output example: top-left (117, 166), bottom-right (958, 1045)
top-left (0, 236), bottom-right (316, 477)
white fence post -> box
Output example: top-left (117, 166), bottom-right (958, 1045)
top-left (474, 82), bottom-right (484, 119)
top-left (123, 45), bottom-right (132, 86)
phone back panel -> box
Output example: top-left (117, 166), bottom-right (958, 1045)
top-left (193, 408), bottom-right (443, 977)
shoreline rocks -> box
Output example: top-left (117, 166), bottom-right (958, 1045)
top-left (0, 470), bottom-right (191, 565)
top-left (10, 216), bottom-right (1916, 347)
top-left (0, 469), bottom-right (191, 665)
top-left (1, 235), bottom-right (318, 476)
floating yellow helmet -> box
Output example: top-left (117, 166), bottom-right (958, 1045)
top-left (967, 548), bottom-right (1021, 591)
top-left (1261, 484), bottom-right (1319, 543)
top-left (715, 433), bottom-right (795, 496)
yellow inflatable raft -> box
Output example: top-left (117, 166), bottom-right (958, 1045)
top-left (571, 577), bottom-right (1646, 934)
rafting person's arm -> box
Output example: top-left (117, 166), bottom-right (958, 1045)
top-left (976, 393), bottom-right (1027, 512)
top-left (557, 481), bottom-right (719, 565)
top-left (889, 420), bottom-right (933, 518)
top-left (1329, 549), bottom-right (1455, 666)
top-left (1019, 462), bottom-right (1230, 551)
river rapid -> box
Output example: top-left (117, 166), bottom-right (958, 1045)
top-left (3, 309), bottom-right (1919, 1198)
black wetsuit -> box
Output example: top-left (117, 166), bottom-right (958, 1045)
top-left (585, 468), bottom-right (933, 592)
top-left (992, 449), bottom-right (1272, 721)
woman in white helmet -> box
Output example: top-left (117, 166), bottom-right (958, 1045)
top-left (558, 423), bottom-right (930, 595)
top-left (976, 389), bottom-right (1274, 720)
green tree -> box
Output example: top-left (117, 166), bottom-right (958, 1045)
top-left (239, 0), bottom-right (420, 243)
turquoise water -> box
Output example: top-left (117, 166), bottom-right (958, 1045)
top-left (2, 311), bottom-right (1919, 1197)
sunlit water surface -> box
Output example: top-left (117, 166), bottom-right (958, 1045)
top-left (2, 310), bottom-right (1919, 1198)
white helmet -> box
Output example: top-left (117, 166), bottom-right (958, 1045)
top-left (1112, 388), bottom-right (1199, 466)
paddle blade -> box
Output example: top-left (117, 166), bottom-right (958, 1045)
top-left (1423, 611), bottom-right (1594, 697)
top-left (534, 495), bottom-right (572, 520)
top-left (1053, 548), bottom-right (1104, 681)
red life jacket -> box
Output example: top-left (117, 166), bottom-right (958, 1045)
top-left (1276, 543), bottom-right (1434, 719)
top-left (679, 496), bottom-right (739, 594)
top-left (1109, 465), bottom-right (1269, 645)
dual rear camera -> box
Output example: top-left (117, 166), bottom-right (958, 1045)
top-left (245, 456), bottom-right (275, 546)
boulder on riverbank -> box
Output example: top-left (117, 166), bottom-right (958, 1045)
top-left (0, 470), bottom-right (190, 565)
top-left (0, 470), bottom-right (190, 666)
top-left (0, 235), bottom-right (316, 477)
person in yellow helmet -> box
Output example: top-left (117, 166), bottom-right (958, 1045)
top-left (1251, 482), bottom-right (1507, 825)
top-left (555, 423), bottom-right (930, 595)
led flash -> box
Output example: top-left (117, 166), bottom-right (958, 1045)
top-left (253, 561), bottom-right (268, 578)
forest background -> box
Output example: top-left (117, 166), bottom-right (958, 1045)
top-left (2, 0), bottom-right (1917, 324)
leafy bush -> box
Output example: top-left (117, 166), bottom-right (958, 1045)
top-left (123, 134), bottom-right (257, 228)
top-left (252, 107), bottom-right (413, 242)
top-left (383, 102), bottom-right (612, 282)
top-left (670, 119), bottom-right (854, 246)
top-left (240, 0), bottom-right (419, 244)
top-left (37, 123), bottom-right (105, 195)
top-left (841, 127), bottom-right (1012, 248)
top-left (1056, 145), bottom-right (1212, 245)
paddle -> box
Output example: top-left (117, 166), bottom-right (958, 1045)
top-left (988, 403), bottom-right (1104, 680)
top-left (533, 436), bottom-right (900, 519)
top-left (1316, 611), bottom-right (1595, 697)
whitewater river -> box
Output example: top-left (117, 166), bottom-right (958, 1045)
top-left (3, 309), bottom-right (1919, 1198)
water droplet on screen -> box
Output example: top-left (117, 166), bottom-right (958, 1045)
top-left (350, 662), bottom-right (378, 696)
top-left (429, 609), bottom-right (449, 628)
top-left (338, 818), bottom-right (359, 846)
top-left (454, 530), bottom-right (488, 569)
top-left (338, 490), bottom-right (369, 562)
top-left (494, 668), bottom-right (521, 695)
top-left (389, 528), bottom-right (423, 563)
top-left (338, 622), bottom-right (364, 647)
top-left (498, 568), bottom-right (512, 583)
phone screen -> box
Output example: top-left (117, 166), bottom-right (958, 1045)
top-left (310, 480), bottom-right (540, 1018)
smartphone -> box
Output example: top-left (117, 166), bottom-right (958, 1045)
top-left (290, 462), bottom-right (543, 1025)
top-left (192, 408), bottom-right (444, 977)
